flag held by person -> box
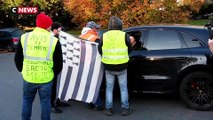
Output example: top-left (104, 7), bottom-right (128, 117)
top-left (57, 31), bottom-right (104, 103)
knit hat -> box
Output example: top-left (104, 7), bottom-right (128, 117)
top-left (36, 13), bottom-right (53, 29)
top-left (86, 21), bottom-right (100, 29)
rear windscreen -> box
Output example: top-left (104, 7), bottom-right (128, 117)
top-left (0, 31), bottom-right (11, 38)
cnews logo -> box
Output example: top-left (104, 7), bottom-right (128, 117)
top-left (12, 7), bottom-right (38, 14)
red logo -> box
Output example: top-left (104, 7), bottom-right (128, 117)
top-left (12, 7), bottom-right (38, 14)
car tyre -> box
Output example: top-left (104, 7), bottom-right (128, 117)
top-left (179, 71), bottom-right (213, 111)
top-left (7, 43), bottom-right (15, 52)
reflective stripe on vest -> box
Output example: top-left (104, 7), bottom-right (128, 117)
top-left (21, 32), bottom-right (57, 83)
top-left (101, 30), bottom-right (129, 64)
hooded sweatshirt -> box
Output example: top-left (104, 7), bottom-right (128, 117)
top-left (98, 16), bottom-right (131, 71)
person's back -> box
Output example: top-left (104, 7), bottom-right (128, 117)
top-left (20, 19), bottom-right (57, 83)
top-left (99, 16), bottom-right (131, 71)
top-left (98, 16), bottom-right (131, 116)
top-left (14, 13), bottom-right (63, 120)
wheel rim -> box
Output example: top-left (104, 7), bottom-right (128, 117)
top-left (7, 44), bottom-right (13, 52)
top-left (184, 77), bottom-right (213, 106)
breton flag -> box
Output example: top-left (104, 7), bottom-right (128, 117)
top-left (56, 31), bottom-right (104, 103)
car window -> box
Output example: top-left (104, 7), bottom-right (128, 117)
top-left (13, 30), bottom-right (24, 37)
top-left (97, 29), bottom-right (108, 38)
top-left (127, 30), bottom-right (147, 51)
top-left (127, 31), bottom-right (142, 42)
top-left (0, 31), bottom-right (11, 38)
top-left (181, 32), bottom-right (203, 48)
top-left (146, 29), bottom-right (181, 50)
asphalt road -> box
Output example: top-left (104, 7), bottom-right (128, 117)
top-left (0, 52), bottom-right (213, 120)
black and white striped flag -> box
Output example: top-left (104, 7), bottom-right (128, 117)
top-left (56, 31), bottom-right (104, 103)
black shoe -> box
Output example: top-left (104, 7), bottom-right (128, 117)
top-left (121, 108), bottom-right (130, 116)
top-left (87, 103), bottom-right (95, 109)
top-left (51, 107), bottom-right (62, 114)
top-left (95, 105), bottom-right (104, 111)
top-left (104, 109), bottom-right (113, 116)
top-left (57, 102), bottom-right (70, 107)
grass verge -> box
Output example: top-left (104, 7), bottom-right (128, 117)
top-left (187, 19), bottom-right (209, 26)
top-left (66, 29), bottom-right (81, 36)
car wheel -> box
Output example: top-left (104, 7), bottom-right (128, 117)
top-left (179, 71), bottom-right (213, 111)
top-left (7, 43), bottom-right (14, 52)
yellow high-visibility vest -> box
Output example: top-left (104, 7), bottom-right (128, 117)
top-left (102, 30), bottom-right (129, 64)
top-left (21, 27), bottom-right (58, 83)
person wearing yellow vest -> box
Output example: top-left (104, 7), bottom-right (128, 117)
top-left (98, 16), bottom-right (132, 116)
top-left (79, 21), bottom-right (100, 42)
top-left (14, 13), bottom-right (63, 120)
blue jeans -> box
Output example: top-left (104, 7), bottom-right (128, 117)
top-left (105, 69), bottom-right (129, 109)
top-left (22, 80), bottom-right (53, 120)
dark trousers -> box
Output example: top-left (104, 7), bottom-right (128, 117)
top-left (95, 95), bottom-right (102, 107)
top-left (51, 76), bottom-right (60, 107)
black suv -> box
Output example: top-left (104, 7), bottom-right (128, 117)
top-left (0, 28), bottom-right (24, 52)
top-left (122, 25), bottom-right (213, 111)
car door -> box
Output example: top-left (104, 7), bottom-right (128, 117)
top-left (0, 31), bottom-right (11, 49)
top-left (128, 28), bottom-right (192, 93)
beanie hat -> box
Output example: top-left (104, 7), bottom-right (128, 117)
top-left (86, 21), bottom-right (100, 29)
top-left (36, 13), bottom-right (53, 29)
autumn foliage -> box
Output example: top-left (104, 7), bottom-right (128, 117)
top-left (63, 0), bottom-right (203, 28)
top-left (0, 0), bottom-right (203, 29)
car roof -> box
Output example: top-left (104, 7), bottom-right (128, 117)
top-left (0, 28), bottom-right (21, 32)
top-left (124, 25), bottom-right (209, 43)
top-left (124, 24), bottom-right (206, 31)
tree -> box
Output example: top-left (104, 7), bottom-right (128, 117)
top-left (63, 0), bottom-right (98, 27)
top-left (0, 0), bottom-right (204, 29)
top-left (0, 0), bottom-right (74, 29)
top-left (63, 0), bottom-right (203, 28)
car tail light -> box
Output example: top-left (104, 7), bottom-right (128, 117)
top-left (12, 38), bottom-right (19, 45)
